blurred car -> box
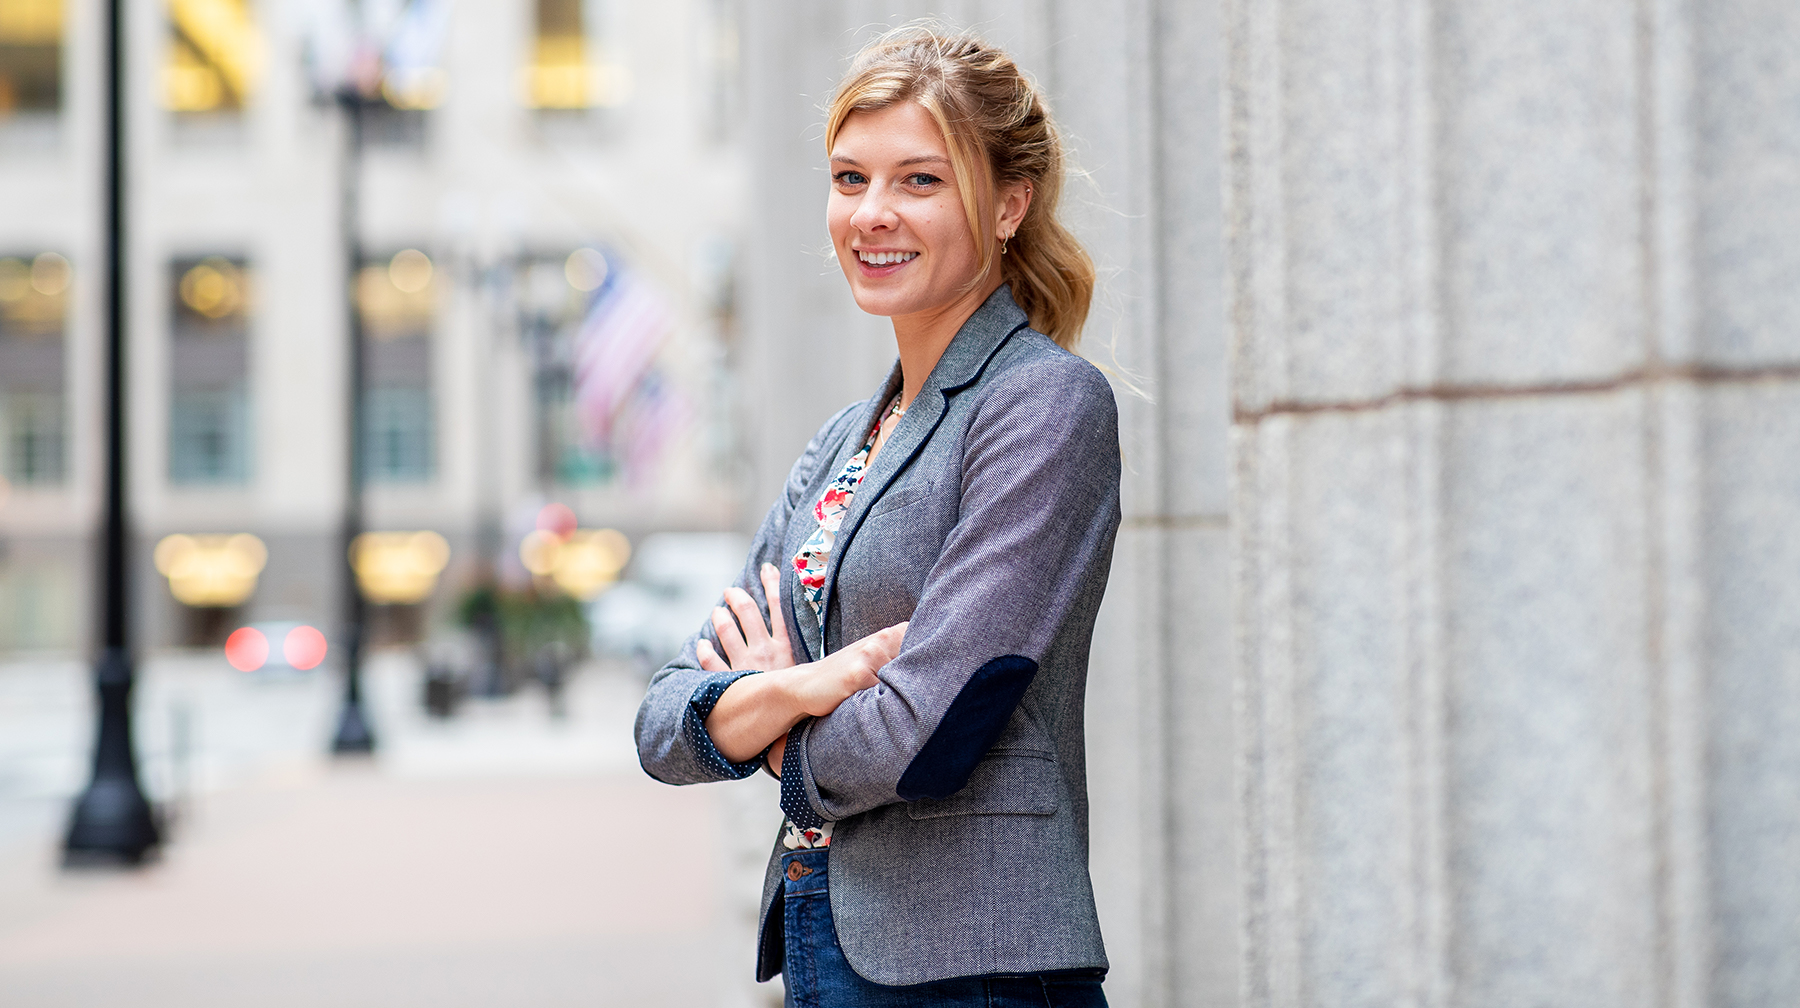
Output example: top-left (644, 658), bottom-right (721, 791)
top-left (588, 532), bottom-right (750, 675)
top-left (225, 620), bottom-right (330, 678)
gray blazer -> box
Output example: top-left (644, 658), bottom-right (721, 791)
top-left (634, 286), bottom-right (1121, 986)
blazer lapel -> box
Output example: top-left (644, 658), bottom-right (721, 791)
top-left (785, 369), bottom-right (899, 663)
top-left (816, 287), bottom-right (1031, 644)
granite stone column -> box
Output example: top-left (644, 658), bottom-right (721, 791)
top-left (1227, 1), bottom-right (1800, 1006)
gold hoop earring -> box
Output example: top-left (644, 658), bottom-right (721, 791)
top-left (1001, 235), bottom-right (1010, 256)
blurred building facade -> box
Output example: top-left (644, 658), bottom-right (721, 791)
top-left (0, 0), bottom-right (747, 654)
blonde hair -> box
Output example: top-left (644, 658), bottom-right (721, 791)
top-left (826, 24), bottom-right (1094, 350)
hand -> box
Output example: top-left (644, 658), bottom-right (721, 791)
top-left (785, 622), bottom-right (906, 717)
top-left (766, 622), bottom-right (906, 775)
top-left (698, 563), bottom-right (796, 673)
top-left (702, 620), bottom-right (908, 765)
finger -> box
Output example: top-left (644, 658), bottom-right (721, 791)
top-left (695, 638), bottom-right (728, 672)
top-left (725, 587), bottom-right (770, 646)
top-left (712, 606), bottom-right (748, 665)
top-left (761, 564), bottom-right (793, 649)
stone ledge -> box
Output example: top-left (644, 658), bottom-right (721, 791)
top-left (1233, 360), bottom-right (1800, 423)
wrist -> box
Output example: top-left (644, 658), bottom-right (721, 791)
top-left (769, 663), bottom-right (820, 718)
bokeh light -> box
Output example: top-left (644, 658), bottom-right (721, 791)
top-left (388, 249), bottom-right (433, 294)
top-left (224, 626), bottom-right (269, 671)
top-left (550, 529), bottom-right (632, 599)
top-left (564, 248), bottom-right (608, 291)
top-left (29, 252), bottom-right (68, 295)
top-left (179, 258), bottom-right (246, 319)
top-left (536, 502), bottom-right (578, 540)
top-left (350, 530), bottom-right (451, 605)
top-left (518, 529), bottom-right (563, 576)
top-left (154, 533), bottom-right (267, 607)
top-left (282, 625), bottom-right (328, 670)
top-left (520, 527), bottom-right (631, 600)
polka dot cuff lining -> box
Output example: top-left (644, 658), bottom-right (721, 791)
top-left (779, 720), bottom-right (827, 830)
top-left (683, 670), bottom-right (767, 781)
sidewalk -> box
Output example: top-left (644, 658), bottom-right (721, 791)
top-left (0, 655), bottom-right (783, 1008)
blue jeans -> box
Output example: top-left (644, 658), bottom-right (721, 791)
top-left (780, 847), bottom-right (1108, 1008)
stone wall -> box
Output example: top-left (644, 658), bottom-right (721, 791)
top-left (1228, 1), bottom-right (1800, 1005)
top-left (737, 3), bottom-right (1235, 1006)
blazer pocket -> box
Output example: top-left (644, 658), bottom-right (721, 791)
top-left (906, 751), bottom-right (1060, 819)
top-left (864, 481), bottom-right (933, 519)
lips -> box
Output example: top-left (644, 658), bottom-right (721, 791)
top-left (853, 249), bottom-right (917, 278)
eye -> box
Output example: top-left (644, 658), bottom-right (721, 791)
top-left (905, 173), bottom-right (942, 187)
top-left (833, 171), bottom-right (867, 186)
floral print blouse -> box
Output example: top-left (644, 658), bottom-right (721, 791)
top-left (781, 395), bottom-right (902, 850)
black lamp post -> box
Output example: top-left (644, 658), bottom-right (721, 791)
top-left (65, 0), bottom-right (159, 863)
top-left (330, 90), bottom-right (375, 754)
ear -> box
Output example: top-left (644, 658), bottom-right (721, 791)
top-left (995, 179), bottom-right (1033, 242)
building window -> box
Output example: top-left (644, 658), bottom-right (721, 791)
top-left (169, 388), bottom-right (249, 483)
top-left (5, 393), bottom-right (64, 483)
top-left (365, 386), bottom-right (433, 482)
top-left (169, 257), bottom-right (252, 485)
top-left (359, 249), bottom-right (436, 484)
top-left (523, 0), bottom-right (628, 111)
top-left (163, 0), bottom-right (264, 114)
top-left (0, 0), bottom-right (61, 118)
top-left (0, 253), bottom-right (67, 485)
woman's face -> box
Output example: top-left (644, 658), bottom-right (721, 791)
top-left (827, 103), bottom-right (989, 323)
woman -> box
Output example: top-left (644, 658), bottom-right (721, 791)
top-left (635, 24), bottom-right (1120, 1007)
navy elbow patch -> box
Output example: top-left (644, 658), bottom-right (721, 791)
top-left (896, 655), bottom-right (1039, 801)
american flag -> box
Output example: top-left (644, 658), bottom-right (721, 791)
top-left (617, 369), bottom-right (693, 486)
top-left (572, 263), bottom-right (673, 446)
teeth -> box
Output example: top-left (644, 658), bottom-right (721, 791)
top-left (858, 251), bottom-right (918, 266)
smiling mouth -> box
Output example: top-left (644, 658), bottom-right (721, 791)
top-left (856, 251), bottom-right (918, 266)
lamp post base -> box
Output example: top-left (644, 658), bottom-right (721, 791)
top-left (65, 776), bottom-right (160, 865)
top-left (330, 697), bottom-right (376, 754)
top-left (64, 651), bottom-right (160, 865)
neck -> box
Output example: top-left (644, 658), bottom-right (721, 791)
top-left (890, 272), bottom-right (1004, 410)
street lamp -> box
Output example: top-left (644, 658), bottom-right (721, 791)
top-left (306, 0), bottom-right (449, 754)
top-left (65, 0), bottom-right (159, 863)
top-left (330, 85), bottom-right (375, 755)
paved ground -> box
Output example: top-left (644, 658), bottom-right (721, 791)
top-left (0, 653), bottom-right (786, 1008)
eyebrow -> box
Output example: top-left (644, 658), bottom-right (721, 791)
top-left (830, 154), bottom-right (952, 169)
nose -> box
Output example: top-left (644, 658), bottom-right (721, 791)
top-left (849, 185), bottom-right (899, 233)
